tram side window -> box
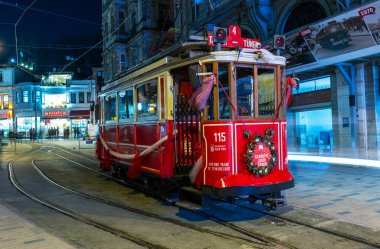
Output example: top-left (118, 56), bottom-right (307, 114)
top-left (218, 63), bottom-right (231, 119)
top-left (258, 67), bottom-right (275, 116)
top-left (118, 89), bottom-right (134, 121)
top-left (204, 64), bottom-right (214, 120)
top-left (236, 67), bottom-right (254, 116)
top-left (136, 80), bottom-right (158, 119)
top-left (105, 94), bottom-right (117, 122)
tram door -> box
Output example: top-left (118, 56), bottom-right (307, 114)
top-left (174, 81), bottom-right (201, 176)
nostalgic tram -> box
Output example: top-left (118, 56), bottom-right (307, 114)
top-left (96, 26), bottom-right (295, 208)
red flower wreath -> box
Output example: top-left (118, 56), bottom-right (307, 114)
top-left (244, 128), bottom-right (277, 177)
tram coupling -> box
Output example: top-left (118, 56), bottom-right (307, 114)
top-left (249, 192), bottom-right (285, 211)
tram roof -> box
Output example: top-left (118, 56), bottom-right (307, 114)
top-left (101, 42), bottom-right (285, 93)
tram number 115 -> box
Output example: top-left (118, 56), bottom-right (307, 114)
top-left (214, 132), bottom-right (226, 142)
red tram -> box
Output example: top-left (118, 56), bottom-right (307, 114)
top-left (96, 26), bottom-right (295, 208)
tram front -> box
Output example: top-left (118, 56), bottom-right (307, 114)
top-left (190, 54), bottom-right (295, 202)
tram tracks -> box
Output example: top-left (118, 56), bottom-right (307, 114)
top-left (8, 161), bottom-right (166, 249)
top-left (49, 146), bottom-right (297, 248)
top-left (232, 200), bottom-right (380, 248)
top-left (26, 144), bottom-right (380, 249)
top-left (31, 159), bottom-right (272, 248)
top-left (8, 145), bottom-right (288, 249)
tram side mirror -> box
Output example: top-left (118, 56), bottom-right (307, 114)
top-left (189, 65), bottom-right (202, 88)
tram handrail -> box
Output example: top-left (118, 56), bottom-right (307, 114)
top-left (99, 134), bottom-right (168, 160)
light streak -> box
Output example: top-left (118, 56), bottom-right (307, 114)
top-left (288, 154), bottom-right (380, 168)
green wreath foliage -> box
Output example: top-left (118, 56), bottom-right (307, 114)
top-left (244, 128), bottom-right (277, 177)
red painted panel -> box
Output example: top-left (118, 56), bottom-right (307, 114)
top-left (202, 123), bottom-right (234, 186)
top-left (118, 124), bottom-right (135, 145)
top-left (197, 120), bottom-right (292, 189)
top-left (135, 123), bottom-right (159, 146)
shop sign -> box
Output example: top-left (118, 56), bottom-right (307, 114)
top-left (44, 110), bottom-right (67, 117)
top-left (0, 111), bottom-right (11, 119)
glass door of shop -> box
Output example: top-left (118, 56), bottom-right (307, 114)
top-left (295, 108), bottom-right (333, 154)
top-left (71, 119), bottom-right (88, 139)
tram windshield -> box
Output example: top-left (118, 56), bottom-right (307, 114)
top-left (191, 63), bottom-right (279, 121)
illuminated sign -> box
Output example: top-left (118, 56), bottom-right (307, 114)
top-left (44, 110), bottom-right (68, 117)
top-left (0, 111), bottom-right (11, 119)
top-left (208, 25), bottom-right (261, 49)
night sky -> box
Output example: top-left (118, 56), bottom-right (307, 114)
top-left (0, 0), bottom-right (102, 75)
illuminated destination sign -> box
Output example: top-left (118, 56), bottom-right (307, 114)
top-left (208, 25), bottom-right (261, 49)
top-left (44, 110), bottom-right (68, 117)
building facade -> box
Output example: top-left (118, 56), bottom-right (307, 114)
top-left (0, 67), bottom-right (14, 137)
top-left (102, 0), bottom-right (380, 158)
top-left (12, 73), bottom-right (95, 139)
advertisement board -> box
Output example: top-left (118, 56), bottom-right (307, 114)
top-left (268, 2), bottom-right (380, 73)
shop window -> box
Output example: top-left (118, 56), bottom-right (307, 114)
top-left (258, 66), bottom-right (275, 116)
top-left (44, 94), bottom-right (66, 108)
top-left (79, 92), bottom-right (85, 103)
top-left (22, 90), bottom-right (29, 103)
top-left (105, 94), bottom-right (117, 122)
top-left (3, 95), bottom-right (8, 109)
top-left (136, 80), bottom-right (157, 119)
top-left (70, 93), bottom-right (76, 103)
top-left (119, 89), bottom-right (134, 121)
top-left (294, 76), bottom-right (330, 94)
top-left (295, 108), bottom-right (333, 152)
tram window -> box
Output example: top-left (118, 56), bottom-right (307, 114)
top-left (204, 64), bottom-right (214, 120)
top-left (257, 67), bottom-right (275, 116)
top-left (236, 67), bottom-right (254, 116)
top-left (105, 94), bottom-right (117, 122)
top-left (136, 80), bottom-right (158, 119)
top-left (218, 63), bottom-right (230, 119)
top-left (119, 89), bottom-right (134, 121)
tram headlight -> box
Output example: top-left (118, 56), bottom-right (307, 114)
top-left (213, 27), bottom-right (227, 43)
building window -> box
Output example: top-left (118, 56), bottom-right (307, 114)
top-left (120, 52), bottom-right (127, 70)
top-left (0, 72), bottom-right (3, 82)
top-left (284, 2), bottom-right (327, 33)
top-left (36, 90), bottom-right (41, 102)
top-left (119, 11), bottom-right (125, 25)
top-left (293, 76), bottom-right (331, 94)
top-left (79, 92), bottom-right (85, 103)
top-left (22, 90), bottom-right (28, 103)
top-left (158, 4), bottom-right (172, 29)
top-left (87, 92), bottom-right (91, 102)
top-left (192, 1), bottom-right (200, 22)
top-left (70, 93), bottom-right (76, 103)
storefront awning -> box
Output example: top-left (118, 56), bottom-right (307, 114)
top-left (70, 110), bottom-right (90, 119)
